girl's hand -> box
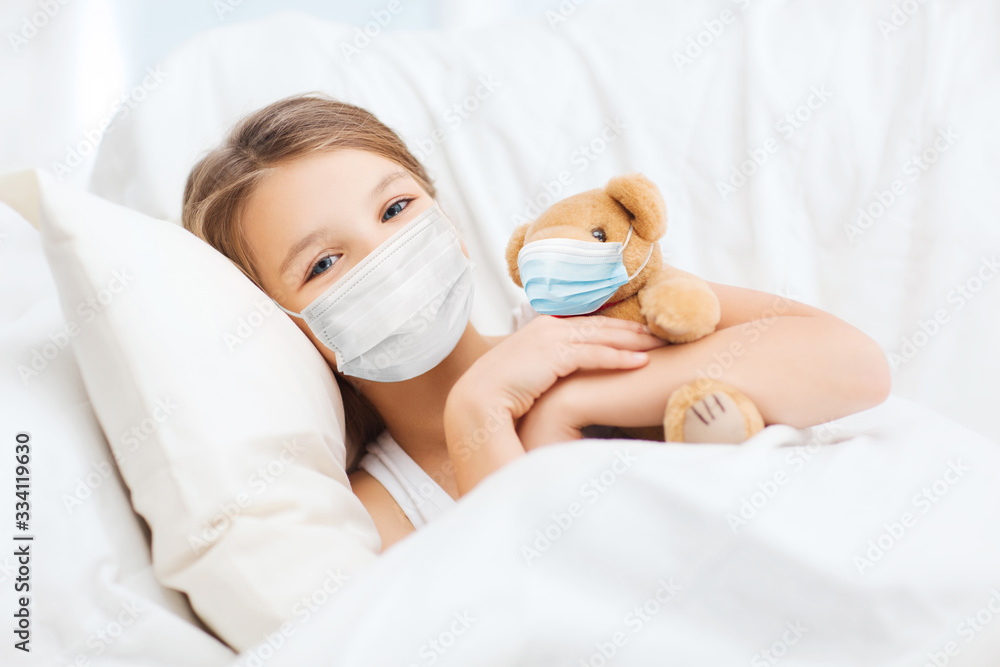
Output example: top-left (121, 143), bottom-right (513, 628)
top-left (456, 315), bottom-right (665, 420)
top-left (444, 315), bottom-right (665, 495)
top-left (515, 377), bottom-right (587, 452)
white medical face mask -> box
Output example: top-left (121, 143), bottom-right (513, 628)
top-left (274, 203), bottom-right (475, 383)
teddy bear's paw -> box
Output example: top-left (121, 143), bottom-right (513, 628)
top-left (678, 391), bottom-right (750, 443)
top-left (646, 320), bottom-right (708, 344)
top-left (638, 280), bottom-right (721, 344)
top-left (664, 379), bottom-right (765, 444)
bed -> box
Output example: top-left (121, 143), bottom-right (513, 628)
top-left (3, 0), bottom-right (999, 665)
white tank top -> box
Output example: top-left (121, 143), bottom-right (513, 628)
top-left (357, 301), bottom-right (539, 529)
top-left (357, 430), bottom-right (456, 529)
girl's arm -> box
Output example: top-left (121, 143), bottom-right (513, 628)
top-left (348, 468), bottom-right (417, 551)
top-left (350, 316), bottom-right (665, 550)
top-left (516, 281), bottom-right (892, 449)
top-left (443, 315), bottom-right (666, 496)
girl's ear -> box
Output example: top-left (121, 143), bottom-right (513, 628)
top-left (505, 223), bottom-right (530, 287)
top-left (605, 173), bottom-right (666, 242)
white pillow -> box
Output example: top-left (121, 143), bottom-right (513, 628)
top-left (1, 168), bottom-right (380, 652)
top-left (0, 198), bottom-right (235, 665)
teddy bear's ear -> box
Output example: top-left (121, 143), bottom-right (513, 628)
top-left (605, 173), bottom-right (666, 242)
top-left (505, 223), bottom-right (531, 288)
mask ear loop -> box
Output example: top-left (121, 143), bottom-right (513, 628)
top-left (626, 244), bottom-right (654, 281)
top-left (618, 225), bottom-right (634, 255)
top-left (620, 223), bottom-right (654, 282)
top-left (273, 299), bottom-right (304, 319)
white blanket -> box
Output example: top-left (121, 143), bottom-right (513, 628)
top-left (247, 396), bottom-right (1000, 666)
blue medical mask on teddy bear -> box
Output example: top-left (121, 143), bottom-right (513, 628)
top-left (517, 224), bottom-right (653, 316)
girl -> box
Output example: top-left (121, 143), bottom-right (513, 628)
top-left (182, 94), bottom-right (891, 551)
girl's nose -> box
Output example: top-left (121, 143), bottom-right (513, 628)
top-left (355, 226), bottom-right (395, 259)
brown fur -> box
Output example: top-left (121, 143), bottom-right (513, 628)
top-left (505, 173), bottom-right (764, 443)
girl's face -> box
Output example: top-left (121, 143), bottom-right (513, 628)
top-left (241, 148), bottom-right (464, 373)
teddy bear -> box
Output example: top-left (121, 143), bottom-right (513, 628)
top-left (505, 172), bottom-right (765, 444)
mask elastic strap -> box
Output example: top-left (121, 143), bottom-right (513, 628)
top-left (626, 242), bottom-right (655, 282)
top-left (618, 225), bottom-right (634, 255)
top-left (273, 299), bottom-right (303, 319)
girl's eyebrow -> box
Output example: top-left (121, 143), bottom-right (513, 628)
top-left (279, 228), bottom-right (327, 278)
top-left (279, 170), bottom-right (409, 278)
top-left (368, 170), bottom-right (408, 205)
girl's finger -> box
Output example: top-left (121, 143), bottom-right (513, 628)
top-left (553, 344), bottom-right (650, 374)
top-left (559, 321), bottom-right (666, 351)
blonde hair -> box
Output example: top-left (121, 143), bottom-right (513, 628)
top-left (182, 93), bottom-right (436, 468)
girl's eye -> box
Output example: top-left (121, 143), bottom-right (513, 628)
top-left (383, 197), bottom-right (413, 222)
top-left (308, 254), bottom-right (339, 281)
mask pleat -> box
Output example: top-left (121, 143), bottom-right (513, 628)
top-left (288, 204), bottom-right (475, 382)
top-left (516, 230), bottom-right (634, 316)
top-left (326, 235), bottom-right (459, 358)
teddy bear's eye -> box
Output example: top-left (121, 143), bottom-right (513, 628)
top-left (591, 228), bottom-right (607, 242)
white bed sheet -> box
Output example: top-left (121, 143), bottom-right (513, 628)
top-left (249, 395), bottom-right (1000, 666)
